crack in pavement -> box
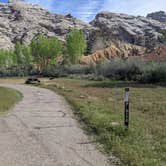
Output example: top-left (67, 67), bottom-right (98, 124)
top-left (33, 125), bottom-right (74, 130)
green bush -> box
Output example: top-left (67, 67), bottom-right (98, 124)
top-left (68, 74), bottom-right (105, 81)
top-left (140, 63), bottom-right (166, 83)
top-left (95, 58), bottom-right (166, 83)
top-left (64, 64), bottom-right (95, 75)
top-left (42, 65), bottom-right (68, 78)
top-left (97, 58), bottom-right (143, 81)
top-left (0, 66), bottom-right (32, 77)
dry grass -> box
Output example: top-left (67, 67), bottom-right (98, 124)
top-left (0, 77), bottom-right (165, 165)
top-left (41, 78), bottom-right (166, 166)
top-left (0, 78), bottom-right (25, 84)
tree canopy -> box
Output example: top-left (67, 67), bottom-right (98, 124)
top-left (31, 36), bottom-right (63, 72)
top-left (66, 30), bottom-right (87, 64)
top-left (14, 41), bottom-right (32, 67)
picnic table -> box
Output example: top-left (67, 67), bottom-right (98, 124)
top-left (25, 76), bottom-right (41, 84)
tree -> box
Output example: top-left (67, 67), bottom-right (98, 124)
top-left (31, 36), bottom-right (63, 72)
top-left (0, 50), bottom-right (7, 67)
top-left (21, 44), bottom-right (32, 67)
top-left (6, 50), bottom-right (17, 67)
top-left (66, 30), bottom-right (87, 64)
top-left (163, 30), bottom-right (166, 43)
top-left (14, 41), bottom-right (32, 67)
top-left (0, 49), bottom-right (16, 68)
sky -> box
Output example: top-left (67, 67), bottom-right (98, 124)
top-left (0, 0), bottom-right (166, 22)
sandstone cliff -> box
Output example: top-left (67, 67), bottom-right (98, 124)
top-left (0, 1), bottom-right (96, 49)
top-left (0, 1), bottom-right (165, 62)
top-left (147, 11), bottom-right (166, 23)
top-left (80, 43), bottom-right (145, 65)
top-left (89, 11), bottom-right (166, 52)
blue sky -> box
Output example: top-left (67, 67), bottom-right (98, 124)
top-left (0, 0), bottom-right (166, 22)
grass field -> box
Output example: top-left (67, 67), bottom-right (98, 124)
top-left (0, 86), bottom-right (22, 114)
top-left (41, 78), bottom-right (166, 166)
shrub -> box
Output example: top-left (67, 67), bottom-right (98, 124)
top-left (0, 66), bottom-right (31, 77)
top-left (95, 58), bottom-right (166, 83)
top-left (42, 65), bottom-right (68, 78)
top-left (97, 58), bottom-right (143, 81)
top-left (68, 74), bottom-right (105, 81)
top-left (139, 63), bottom-right (166, 83)
top-left (64, 64), bottom-right (96, 75)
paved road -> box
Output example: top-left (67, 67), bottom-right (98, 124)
top-left (0, 84), bottom-right (111, 166)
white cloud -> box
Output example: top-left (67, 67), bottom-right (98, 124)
top-left (101, 0), bottom-right (166, 16)
top-left (25, 0), bottom-right (102, 21)
top-left (23, 0), bottom-right (166, 21)
top-left (74, 0), bottom-right (102, 21)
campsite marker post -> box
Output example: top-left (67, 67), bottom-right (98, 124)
top-left (124, 88), bottom-right (129, 129)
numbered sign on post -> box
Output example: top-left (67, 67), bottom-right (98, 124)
top-left (124, 88), bottom-right (129, 128)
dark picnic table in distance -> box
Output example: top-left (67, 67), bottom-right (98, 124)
top-left (25, 76), bottom-right (41, 84)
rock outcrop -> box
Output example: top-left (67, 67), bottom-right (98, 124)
top-left (89, 11), bottom-right (166, 52)
top-left (0, 1), bottom-right (96, 49)
top-left (80, 43), bottom-right (145, 65)
top-left (144, 45), bottom-right (166, 62)
top-left (147, 11), bottom-right (166, 23)
top-left (0, 1), bottom-right (165, 61)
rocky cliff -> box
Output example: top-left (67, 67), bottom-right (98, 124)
top-left (0, 1), bottom-right (96, 49)
top-left (89, 11), bottom-right (166, 52)
top-left (0, 1), bottom-right (165, 57)
top-left (147, 11), bottom-right (166, 23)
top-left (80, 43), bottom-right (145, 65)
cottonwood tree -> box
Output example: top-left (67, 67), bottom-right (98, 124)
top-left (0, 50), bottom-right (8, 67)
top-left (0, 49), bottom-right (16, 67)
top-left (66, 30), bottom-right (87, 64)
top-left (14, 41), bottom-right (32, 67)
top-left (31, 36), bottom-right (63, 72)
top-left (163, 30), bottom-right (166, 43)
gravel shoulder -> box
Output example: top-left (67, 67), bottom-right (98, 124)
top-left (0, 84), bottom-right (111, 166)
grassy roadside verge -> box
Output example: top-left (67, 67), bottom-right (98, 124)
top-left (40, 78), bottom-right (166, 166)
top-left (0, 87), bottom-right (22, 115)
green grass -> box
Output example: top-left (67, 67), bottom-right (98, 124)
top-left (0, 87), bottom-right (22, 114)
top-left (40, 78), bottom-right (166, 166)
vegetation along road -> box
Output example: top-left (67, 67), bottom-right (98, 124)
top-left (41, 78), bottom-right (166, 166)
top-left (0, 86), bottom-right (22, 115)
top-left (0, 83), bottom-right (111, 166)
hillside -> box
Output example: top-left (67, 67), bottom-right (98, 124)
top-left (0, 1), bottom-right (165, 57)
top-left (89, 11), bottom-right (166, 52)
top-left (0, 1), bottom-right (95, 49)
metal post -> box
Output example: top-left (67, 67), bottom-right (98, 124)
top-left (124, 88), bottom-right (129, 129)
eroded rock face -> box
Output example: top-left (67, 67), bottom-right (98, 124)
top-left (80, 43), bottom-right (145, 65)
top-left (0, 1), bottom-right (96, 49)
top-left (89, 11), bottom-right (166, 52)
top-left (0, 1), bottom-right (165, 55)
top-left (147, 11), bottom-right (166, 23)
